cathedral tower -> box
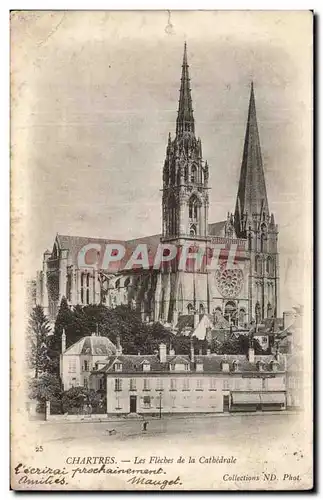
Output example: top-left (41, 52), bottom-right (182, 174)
top-left (162, 43), bottom-right (209, 240)
top-left (234, 83), bottom-right (279, 322)
top-left (156, 43), bottom-right (210, 324)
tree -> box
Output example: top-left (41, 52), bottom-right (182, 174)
top-left (61, 387), bottom-right (101, 414)
top-left (27, 305), bottom-right (52, 378)
top-left (29, 373), bottom-right (62, 411)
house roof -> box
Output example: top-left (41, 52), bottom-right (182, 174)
top-left (64, 335), bottom-right (117, 356)
top-left (95, 353), bottom-right (285, 375)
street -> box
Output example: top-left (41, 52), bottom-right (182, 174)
top-left (33, 412), bottom-right (301, 448)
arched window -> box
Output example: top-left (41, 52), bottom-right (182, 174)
top-left (81, 272), bottom-right (84, 304)
top-left (81, 272), bottom-right (90, 305)
top-left (189, 224), bottom-right (197, 236)
top-left (115, 278), bottom-right (121, 289)
top-left (238, 308), bottom-right (246, 326)
top-left (187, 303), bottom-right (194, 314)
top-left (124, 277), bottom-right (130, 288)
top-left (260, 223), bottom-right (267, 252)
top-left (255, 255), bottom-right (262, 275)
top-left (199, 303), bottom-right (205, 314)
top-left (224, 301), bottom-right (237, 325)
top-left (189, 196), bottom-right (199, 221)
top-left (168, 194), bottom-right (177, 236)
top-left (191, 165), bottom-right (197, 183)
top-left (266, 256), bottom-right (274, 275)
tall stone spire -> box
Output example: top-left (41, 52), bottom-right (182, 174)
top-left (176, 42), bottom-right (195, 137)
top-left (234, 82), bottom-right (269, 236)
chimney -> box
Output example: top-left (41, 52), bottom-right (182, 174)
top-left (116, 335), bottom-right (122, 356)
top-left (248, 346), bottom-right (255, 363)
top-left (194, 311), bottom-right (199, 329)
top-left (159, 343), bottom-right (167, 363)
top-left (61, 329), bottom-right (66, 353)
top-left (190, 339), bottom-right (195, 362)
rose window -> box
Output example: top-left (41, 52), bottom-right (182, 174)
top-left (215, 268), bottom-right (244, 298)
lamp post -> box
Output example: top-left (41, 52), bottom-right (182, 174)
top-left (158, 390), bottom-right (162, 419)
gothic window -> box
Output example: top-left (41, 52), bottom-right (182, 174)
top-left (199, 303), bottom-right (205, 314)
top-left (255, 255), bottom-right (262, 275)
top-left (260, 223), bottom-right (267, 252)
top-left (213, 306), bottom-right (222, 324)
top-left (81, 273), bottom-right (90, 305)
top-left (187, 303), bottom-right (194, 314)
top-left (224, 301), bottom-right (237, 325)
top-left (188, 195), bottom-right (199, 221)
top-left (191, 165), bottom-right (197, 183)
top-left (266, 257), bottom-right (274, 275)
top-left (189, 224), bottom-right (197, 236)
top-left (81, 272), bottom-right (84, 304)
top-left (238, 308), bottom-right (246, 326)
top-left (115, 278), bottom-right (121, 289)
top-left (215, 268), bottom-right (244, 299)
top-left (168, 194), bottom-right (177, 236)
top-left (124, 277), bottom-right (130, 288)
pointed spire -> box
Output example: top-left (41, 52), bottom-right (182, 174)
top-left (234, 83), bottom-right (269, 235)
top-left (176, 42), bottom-right (195, 137)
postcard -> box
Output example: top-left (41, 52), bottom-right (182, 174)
top-left (10, 10), bottom-right (313, 490)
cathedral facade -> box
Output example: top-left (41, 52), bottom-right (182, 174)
top-left (36, 44), bottom-right (280, 328)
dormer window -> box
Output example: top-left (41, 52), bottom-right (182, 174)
top-left (232, 360), bottom-right (240, 372)
top-left (142, 361), bottom-right (151, 372)
top-left (270, 360), bottom-right (279, 372)
top-left (222, 361), bottom-right (230, 373)
top-left (115, 362), bottom-right (123, 372)
top-left (169, 356), bottom-right (190, 372)
top-left (257, 360), bottom-right (265, 372)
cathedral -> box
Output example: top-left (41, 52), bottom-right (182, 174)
top-left (36, 43), bottom-right (280, 329)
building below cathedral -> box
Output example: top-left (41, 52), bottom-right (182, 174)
top-left (36, 43), bottom-right (280, 330)
top-left (56, 336), bottom-right (286, 416)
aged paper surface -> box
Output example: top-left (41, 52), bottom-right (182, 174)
top-left (11, 11), bottom-right (313, 491)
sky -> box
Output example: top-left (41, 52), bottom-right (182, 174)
top-left (11, 11), bottom-right (312, 312)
